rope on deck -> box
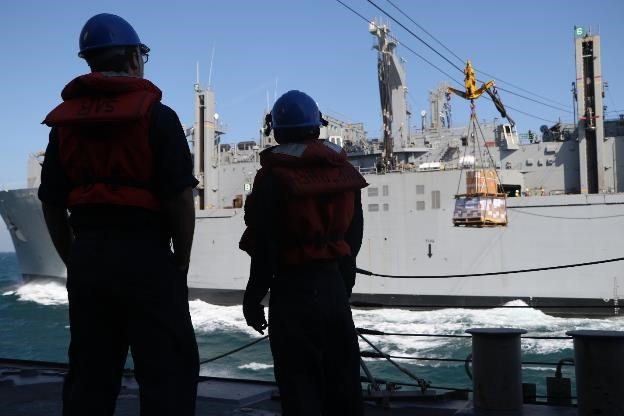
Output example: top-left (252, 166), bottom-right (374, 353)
top-left (356, 256), bottom-right (624, 279)
top-left (199, 335), bottom-right (268, 365)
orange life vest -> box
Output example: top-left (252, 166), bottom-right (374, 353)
top-left (240, 139), bottom-right (368, 264)
top-left (43, 73), bottom-right (162, 210)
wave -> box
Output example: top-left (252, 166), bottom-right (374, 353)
top-left (10, 280), bottom-right (68, 306)
top-left (9, 286), bottom-right (623, 358)
top-left (238, 362), bottom-right (273, 371)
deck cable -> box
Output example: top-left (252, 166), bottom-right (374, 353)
top-left (199, 335), bottom-right (268, 365)
top-left (356, 256), bottom-right (624, 279)
top-left (363, 0), bottom-right (571, 117)
top-left (362, 351), bottom-right (574, 368)
top-left (357, 330), bottom-right (574, 367)
top-left (359, 374), bottom-right (473, 393)
top-left (356, 336), bottom-right (577, 399)
top-left (357, 336), bottom-right (577, 398)
top-left (357, 330), bottom-right (431, 392)
top-left (357, 328), bottom-right (571, 340)
top-left (194, 334), bottom-right (577, 399)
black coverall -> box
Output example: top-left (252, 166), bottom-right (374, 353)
top-left (245, 174), bottom-right (364, 416)
top-left (38, 103), bottom-right (199, 416)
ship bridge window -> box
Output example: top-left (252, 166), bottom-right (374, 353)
top-left (383, 203), bottom-right (389, 211)
top-left (368, 204), bottom-right (380, 212)
top-left (382, 185), bottom-right (389, 196)
top-left (416, 201), bottom-right (425, 210)
top-left (368, 187), bottom-right (379, 197)
top-left (416, 185), bottom-right (425, 194)
top-left (431, 190), bottom-right (440, 209)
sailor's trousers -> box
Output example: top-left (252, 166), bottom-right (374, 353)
top-left (269, 262), bottom-right (364, 416)
top-left (62, 233), bottom-right (199, 416)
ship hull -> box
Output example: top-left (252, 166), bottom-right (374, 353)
top-left (3, 170), bottom-right (623, 316)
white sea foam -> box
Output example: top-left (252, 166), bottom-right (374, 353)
top-left (199, 367), bottom-right (237, 378)
top-left (185, 298), bottom-right (624, 359)
top-left (351, 299), bottom-right (624, 357)
top-left (13, 286), bottom-right (624, 359)
top-left (15, 281), bottom-right (68, 306)
top-left (238, 362), bottom-right (273, 371)
top-left (189, 299), bottom-right (258, 336)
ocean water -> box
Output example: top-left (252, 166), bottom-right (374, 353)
top-left (1, 251), bottom-right (623, 399)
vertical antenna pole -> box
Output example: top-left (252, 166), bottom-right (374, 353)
top-left (208, 43), bottom-right (215, 87)
top-left (274, 77), bottom-right (278, 104)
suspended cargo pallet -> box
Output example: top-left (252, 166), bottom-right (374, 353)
top-left (447, 69), bottom-right (513, 228)
top-left (453, 194), bottom-right (508, 227)
top-left (466, 168), bottom-right (499, 194)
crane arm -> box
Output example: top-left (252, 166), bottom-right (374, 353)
top-left (484, 86), bottom-right (515, 127)
top-left (447, 60), bottom-right (515, 127)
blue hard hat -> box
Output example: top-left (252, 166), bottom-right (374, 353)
top-left (271, 90), bottom-right (321, 129)
top-left (78, 13), bottom-right (149, 58)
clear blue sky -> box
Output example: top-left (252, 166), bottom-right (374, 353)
top-left (1, 0), bottom-right (623, 251)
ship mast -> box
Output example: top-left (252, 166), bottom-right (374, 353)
top-left (574, 28), bottom-right (606, 193)
top-left (369, 21), bottom-right (410, 169)
top-left (193, 84), bottom-right (222, 210)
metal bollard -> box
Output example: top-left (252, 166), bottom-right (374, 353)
top-left (566, 330), bottom-right (624, 415)
top-left (466, 328), bottom-right (527, 411)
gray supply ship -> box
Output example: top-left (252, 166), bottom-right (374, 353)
top-left (1, 24), bottom-right (623, 315)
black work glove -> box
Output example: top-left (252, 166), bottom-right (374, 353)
top-left (243, 300), bottom-right (268, 335)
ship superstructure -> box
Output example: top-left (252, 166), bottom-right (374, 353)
top-left (1, 25), bottom-right (623, 315)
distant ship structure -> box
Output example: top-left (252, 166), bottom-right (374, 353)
top-left (1, 24), bottom-right (623, 315)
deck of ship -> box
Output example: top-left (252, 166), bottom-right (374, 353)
top-left (1, 358), bottom-right (577, 415)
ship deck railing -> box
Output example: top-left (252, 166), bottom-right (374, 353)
top-left (191, 323), bottom-right (586, 404)
top-left (5, 312), bottom-right (624, 414)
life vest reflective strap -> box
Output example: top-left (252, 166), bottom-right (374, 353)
top-left (68, 184), bottom-right (160, 210)
top-left (271, 143), bottom-right (307, 157)
top-left (272, 165), bottom-right (366, 195)
top-left (43, 91), bottom-right (159, 125)
top-left (322, 140), bottom-right (342, 154)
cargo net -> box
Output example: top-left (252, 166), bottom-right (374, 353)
top-left (453, 105), bottom-right (507, 227)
